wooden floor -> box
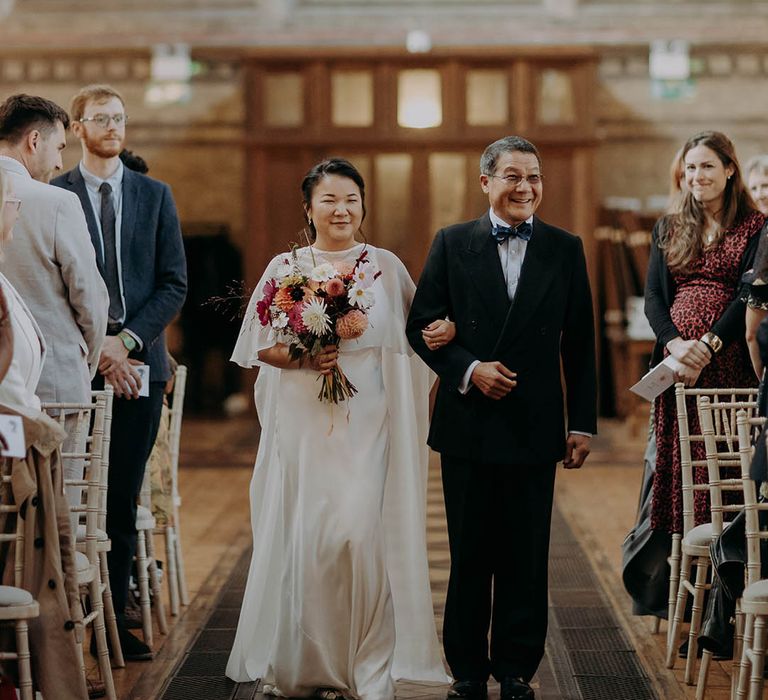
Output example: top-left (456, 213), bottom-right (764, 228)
top-left (100, 415), bottom-right (752, 700)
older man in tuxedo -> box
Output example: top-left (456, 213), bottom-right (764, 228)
top-left (406, 136), bottom-right (597, 700)
top-left (53, 84), bottom-right (187, 661)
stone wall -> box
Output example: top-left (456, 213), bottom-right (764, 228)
top-left (3, 43), bottom-right (767, 231)
top-left (0, 53), bottom-right (246, 247)
top-left (596, 44), bottom-right (768, 211)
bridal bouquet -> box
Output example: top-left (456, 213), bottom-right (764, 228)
top-left (255, 247), bottom-right (380, 404)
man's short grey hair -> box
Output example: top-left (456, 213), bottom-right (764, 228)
top-left (746, 154), bottom-right (768, 178)
top-left (480, 136), bottom-right (541, 175)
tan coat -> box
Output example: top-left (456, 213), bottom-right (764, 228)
top-left (1, 403), bottom-right (87, 700)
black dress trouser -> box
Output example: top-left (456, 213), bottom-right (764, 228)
top-left (93, 376), bottom-right (165, 615)
top-left (441, 455), bottom-right (557, 683)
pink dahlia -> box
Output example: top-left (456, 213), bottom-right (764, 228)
top-left (336, 310), bottom-right (368, 339)
top-left (325, 278), bottom-right (345, 297)
top-left (288, 303), bottom-right (307, 332)
top-left (262, 279), bottom-right (277, 303)
top-left (256, 299), bottom-right (270, 326)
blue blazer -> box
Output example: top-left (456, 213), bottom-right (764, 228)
top-left (52, 166), bottom-right (187, 382)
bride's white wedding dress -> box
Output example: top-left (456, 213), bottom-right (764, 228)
top-left (226, 244), bottom-right (448, 699)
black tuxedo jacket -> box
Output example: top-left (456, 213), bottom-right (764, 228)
top-left (406, 213), bottom-right (597, 465)
top-left (52, 166), bottom-right (187, 382)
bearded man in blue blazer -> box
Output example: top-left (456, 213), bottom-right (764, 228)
top-left (406, 136), bottom-right (597, 700)
top-left (52, 84), bottom-right (187, 661)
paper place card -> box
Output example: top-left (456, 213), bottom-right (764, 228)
top-left (630, 355), bottom-right (686, 402)
top-left (0, 415), bottom-right (25, 458)
top-left (134, 365), bottom-right (150, 398)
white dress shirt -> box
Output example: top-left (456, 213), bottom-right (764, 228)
top-left (0, 273), bottom-right (44, 412)
top-left (79, 161), bottom-right (142, 349)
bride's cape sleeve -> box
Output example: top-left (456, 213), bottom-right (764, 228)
top-left (377, 250), bottom-right (450, 682)
top-left (226, 254), bottom-right (287, 682)
top-left (230, 254), bottom-right (286, 368)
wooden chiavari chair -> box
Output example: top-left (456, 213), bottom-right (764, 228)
top-left (666, 385), bottom-right (758, 687)
top-left (0, 445), bottom-right (39, 700)
top-left (42, 389), bottom-right (119, 699)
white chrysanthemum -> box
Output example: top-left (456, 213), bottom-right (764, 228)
top-left (275, 258), bottom-right (292, 278)
top-left (352, 265), bottom-right (377, 289)
top-left (301, 297), bottom-right (331, 335)
top-left (310, 262), bottom-right (337, 283)
top-left (349, 284), bottom-right (376, 310)
top-left (273, 312), bottom-right (289, 329)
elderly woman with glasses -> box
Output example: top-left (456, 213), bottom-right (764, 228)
top-left (741, 155), bottom-right (768, 376)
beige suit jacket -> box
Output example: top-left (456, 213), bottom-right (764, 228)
top-left (0, 157), bottom-right (107, 405)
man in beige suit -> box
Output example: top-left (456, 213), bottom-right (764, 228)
top-left (0, 94), bottom-right (108, 514)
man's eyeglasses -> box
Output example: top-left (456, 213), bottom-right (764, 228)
top-left (78, 113), bottom-right (128, 129)
top-left (3, 197), bottom-right (21, 212)
top-left (488, 173), bottom-right (544, 187)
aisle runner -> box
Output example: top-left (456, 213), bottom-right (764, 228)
top-left (160, 463), bottom-right (656, 700)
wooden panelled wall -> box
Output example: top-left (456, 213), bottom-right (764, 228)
top-left (241, 47), bottom-right (600, 286)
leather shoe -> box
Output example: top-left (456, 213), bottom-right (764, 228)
top-left (89, 627), bottom-right (153, 661)
top-left (117, 628), bottom-right (154, 661)
top-left (446, 680), bottom-right (487, 699)
top-left (500, 677), bottom-right (534, 700)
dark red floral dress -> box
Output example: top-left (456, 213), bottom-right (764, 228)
top-left (652, 212), bottom-right (764, 534)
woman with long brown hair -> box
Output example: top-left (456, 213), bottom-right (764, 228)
top-left (644, 130), bottom-right (765, 535)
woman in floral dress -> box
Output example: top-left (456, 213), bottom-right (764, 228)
top-left (645, 130), bottom-right (766, 534)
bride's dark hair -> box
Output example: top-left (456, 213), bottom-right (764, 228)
top-left (301, 158), bottom-right (367, 242)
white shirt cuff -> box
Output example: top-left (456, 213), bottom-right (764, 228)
top-left (459, 360), bottom-right (480, 394)
top-left (569, 430), bottom-right (592, 438)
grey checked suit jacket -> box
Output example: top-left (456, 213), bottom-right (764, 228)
top-left (0, 158), bottom-right (108, 404)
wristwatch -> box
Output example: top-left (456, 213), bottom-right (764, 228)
top-left (117, 330), bottom-right (137, 352)
top-left (700, 331), bottom-right (723, 356)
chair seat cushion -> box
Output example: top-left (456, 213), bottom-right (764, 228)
top-left (75, 550), bottom-right (91, 573)
top-left (0, 586), bottom-right (34, 606)
top-left (136, 505), bottom-right (156, 529)
top-left (683, 523), bottom-right (715, 547)
top-left (743, 579), bottom-right (768, 603)
top-left (76, 524), bottom-right (108, 542)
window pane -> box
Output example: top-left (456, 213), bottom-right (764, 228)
top-left (466, 70), bottom-right (508, 126)
top-left (537, 69), bottom-right (576, 125)
top-left (397, 69), bottom-right (442, 128)
top-left (430, 153), bottom-right (466, 233)
top-left (264, 72), bottom-right (303, 127)
top-left (335, 155), bottom-right (371, 192)
top-left (332, 71), bottom-right (374, 127)
top-left (374, 154), bottom-right (412, 250)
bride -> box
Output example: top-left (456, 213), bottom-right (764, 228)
top-left (226, 158), bottom-right (451, 699)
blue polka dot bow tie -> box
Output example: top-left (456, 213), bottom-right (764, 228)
top-left (491, 221), bottom-right (533, 244)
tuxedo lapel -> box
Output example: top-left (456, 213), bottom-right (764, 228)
top-left (66, 168), bottom-right (104, 274)
top-left (493, 217), bottom-right (557, 353)
top-left (120, 169), bottom-right (140, 281)
top-left (464, 214), bottom-right (510, 329)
